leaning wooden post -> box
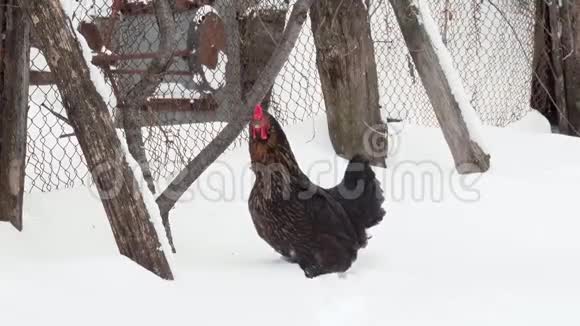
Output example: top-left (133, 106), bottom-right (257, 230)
top-left (0, 0), bottom-right (31, 231)
top-left (20, 0), bottom-right (174, 280)
top-left (389, 0), bottom-right (490, 173)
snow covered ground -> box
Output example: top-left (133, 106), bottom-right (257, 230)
top-left (2, 111), bottom-right (580, 326)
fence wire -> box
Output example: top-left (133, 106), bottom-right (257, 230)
top-left (25, 0), bottom-right (536, 193)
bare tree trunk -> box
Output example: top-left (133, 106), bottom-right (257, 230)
top-left (156, 0), bottom-right (315, 217)
top-left (20, 0), bottom-right (174, 280)
top-left (389, 0), bottom-right (490, 173)
top-left (310, 0), bottom-right (386, 167)
top-left (532, 0), bottom-right (580, 136)
top-left (0, 0), bottom-right (30, 231)
top-left (549, 1), bottom-right (569, 134)
top-left (531, 0), bottom-right (555, 120)
top-left (562, 0), bottom-right (580, 136)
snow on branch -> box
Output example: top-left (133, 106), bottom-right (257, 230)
top-left (414, 0), bottom-right (488, 152)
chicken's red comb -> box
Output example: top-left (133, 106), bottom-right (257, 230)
top-left (253, 104), bottom-right (264, 120)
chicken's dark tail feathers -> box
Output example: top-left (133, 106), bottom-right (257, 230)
top-left (332, 155), bottom-right (385, 245)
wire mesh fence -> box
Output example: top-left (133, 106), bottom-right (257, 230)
top-left (371, 0), bottom-right (536, 126)
top-left (25, 0), bottom-right (537, 193)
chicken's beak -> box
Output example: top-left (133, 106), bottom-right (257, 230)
top-left (251, 124), bottom-right (269, 141)
top-left (252, 122), bottom-right (259, 139)
top-left (252, 122), bottom-right (267, 140)
top-left (261, 126), bottom-right (268, 140)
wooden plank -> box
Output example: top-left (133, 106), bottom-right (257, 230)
top-left (137, 97), bottom-right (217, 112)
top-left (91, 49), bottom-right (192, 67)
top-left (109, 69), bottom-right (193, 76)
top-left (113, 97), bottom-right (220, 127)
top-left (113, 98), bottom-right (224, 127)
top-left (118, 0), bottom-right (215, 16)
top-left (0, 0), bottom-right (31, 231)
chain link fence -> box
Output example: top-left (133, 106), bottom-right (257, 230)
top-left (25, 0), bottom-right (537, 192)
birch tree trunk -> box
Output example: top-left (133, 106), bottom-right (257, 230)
top-left (19, 0), bottom-right (174, 280)
top-left (310, 0), bottom-right (386, 167)
top-left (389, 0), bottom-right (490, 173)
top-left (0, 0), bottom-right (30, 231)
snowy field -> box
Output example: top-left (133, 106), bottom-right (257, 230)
top-left (3, 110), bottom-right (580, 326)
top-left (4, 1), bottom-right (577, 325)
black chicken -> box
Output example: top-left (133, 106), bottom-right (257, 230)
top-left (248, 104), bottom-right (385, 278)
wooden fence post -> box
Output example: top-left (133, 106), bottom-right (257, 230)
top-left (0, 0), bottom-right (31, 231)
top-left (310, 0), bottom-right (386, 167)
